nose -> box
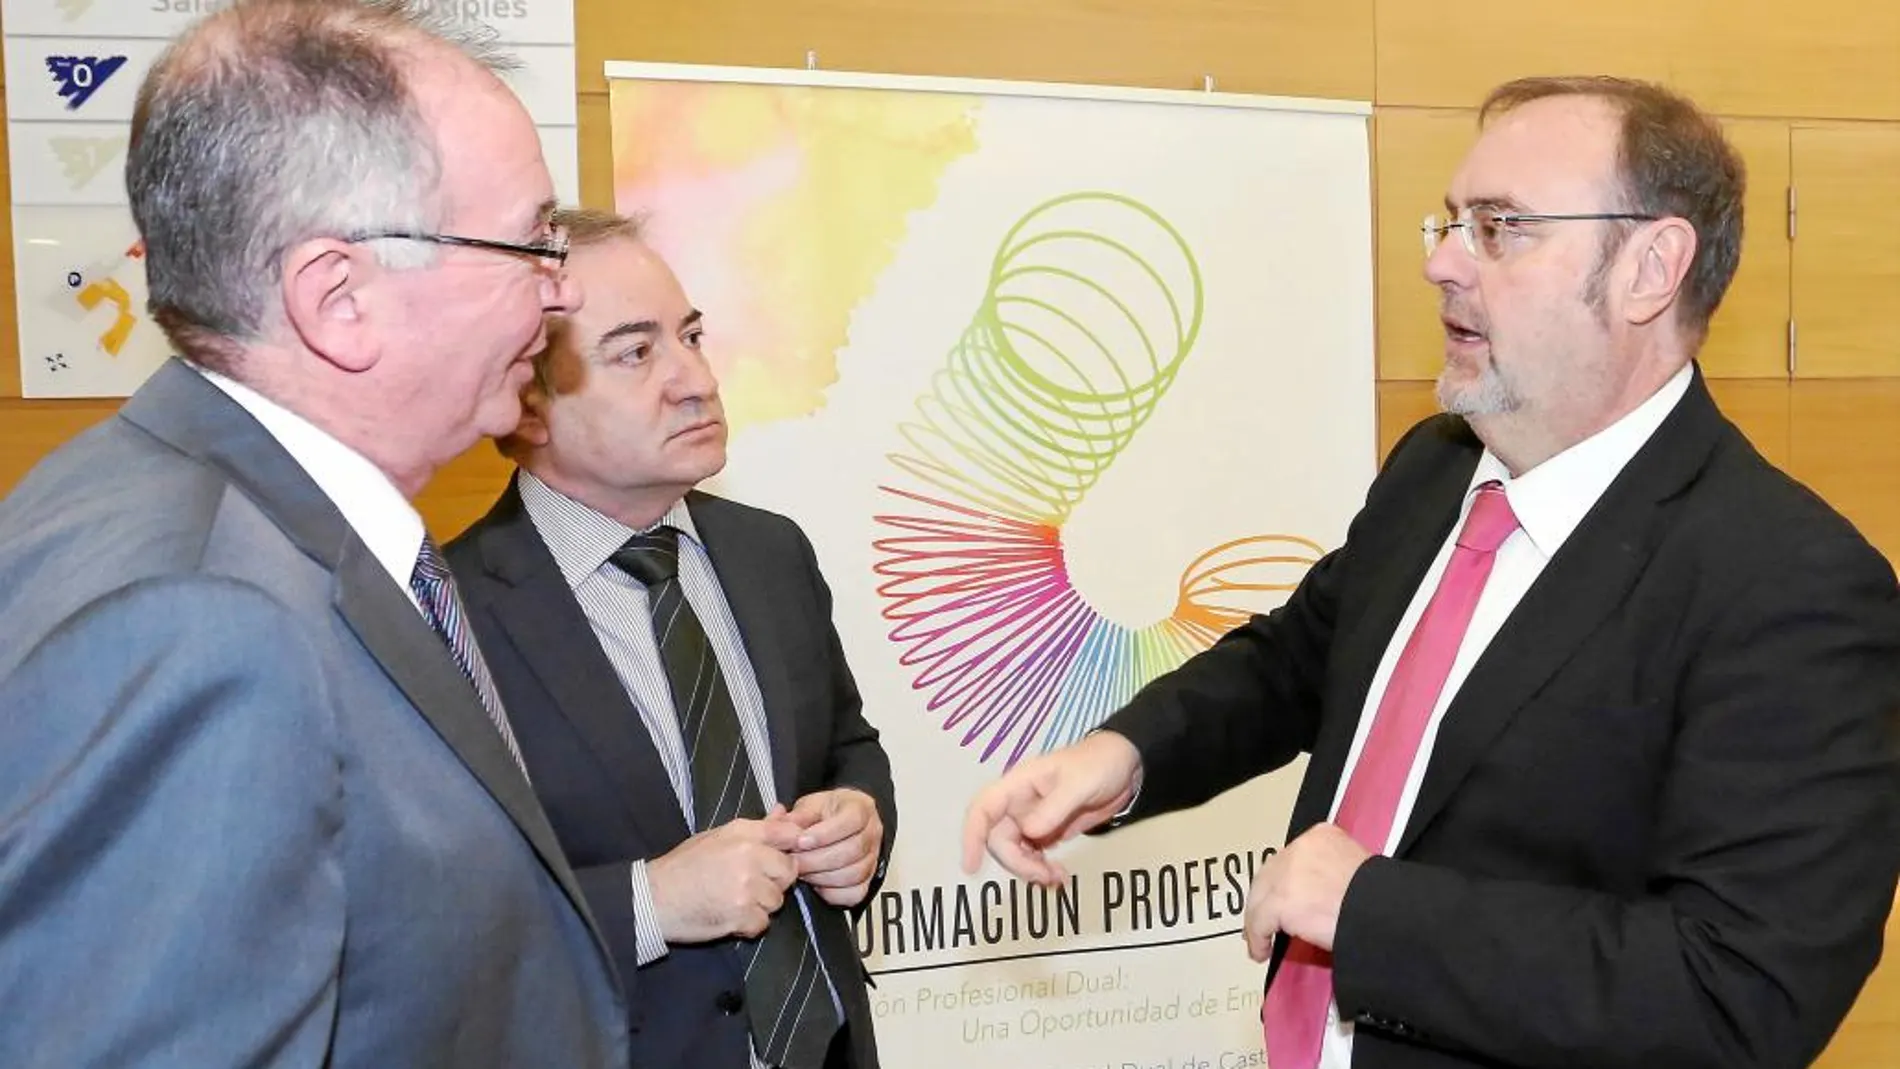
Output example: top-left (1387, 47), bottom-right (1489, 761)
top-left (1423, 227), bottom-right (1476, 290)
top-left (668, 342), bottom-right (720, 401)
top-left (541, 266), bottom-right (582, 315)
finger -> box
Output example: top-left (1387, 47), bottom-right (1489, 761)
top-left (961, 785), bottom-right (1016, 874)
top-left (985, 815), bottom-right (1066, 886)
top-left (735, 905), bottom-right (771, 939)
top-left (761, 846), bottom-right (799, 890)
top-left (816, 882), bottom-right (870, 909)
top-left (1243, 858), bottom-right (1280, 963)
top-left (750, 817), bottom-right (805, 852)
top-left (1244, 920), bottom-right (1275, 964)
top-left (795, 808), bottom-right (869, 851)
top-left (799, 851), bottom-right (875, 887)
top-left (744, 874), bottom-right (788, 919)
top-left (1039, 800), bottom-right (1124, 845)
top-left (794, 835), bottom-right (870, 877)
top-left (1243, 895), bottom-right (1276, 963)
top-left (1012, 764), bottom-right (1097, 844)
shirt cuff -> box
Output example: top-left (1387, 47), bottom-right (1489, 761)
top-left (629, 860), bottom-right (670, 966)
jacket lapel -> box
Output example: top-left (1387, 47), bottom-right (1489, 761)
top-left (689, 492), bottom-right (800, 806)
top-left (1393, 371), bottom-right (1723, 853)
top-left (120, 361), bottom-right (595, 925)
top-left (330, 546), bottom-right (579, 897)
top-left (469, 482), bottom-right (693, 848)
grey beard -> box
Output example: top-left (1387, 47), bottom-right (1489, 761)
top-left (1438, 361), bottom-right (1523, 416)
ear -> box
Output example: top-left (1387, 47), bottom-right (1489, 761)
top-left (511, 380), bottom-right (553, 449)
top-left (281, 238), bottom-right (381, 373)
top-left (1623, 218), bottom-right (1697, 328)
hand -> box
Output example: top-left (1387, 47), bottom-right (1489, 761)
top-left (787, 788), bottom-right (884, 908)
top-left (649, 807), bottom-right (803, 943)
top-left (960, 731), bottom-right (1143, 885)
top-left (1243, 823), bottom-right (1372, 962)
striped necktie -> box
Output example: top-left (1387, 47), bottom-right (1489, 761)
top-left (410, 536), bottom-right (530, 780)
top-left (614, 526), bottom-right (838, 1069)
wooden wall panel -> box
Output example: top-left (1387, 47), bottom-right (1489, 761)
top-left (1373, 109), bottom-right (1477, 380)
top-left (0, 399), bottom-right (115, 489)
top-left (417, 441), bottom-right (515, 542)
top-left (1, 83), bottom-right (17, 398)
top-left (1708, 378), bottom-right (1792, 469)
top-left (1376, 380), bottom-right (1441, 457)
top-left (1790, 123), bottom-right (1900, 378)
top-left (1702, 119), bottom-right (1792, 378)
top-left (575, 0), bottom-right (1375, 101)
top-left (1790, 380), bottom-right (1900, 562)
top-left (1376, 0), bottom-right (1900, 119)
top-left (577, 92), bottom-right (613, 209)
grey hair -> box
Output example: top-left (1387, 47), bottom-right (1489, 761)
top-left (126, 0), bottom-right (519, 371)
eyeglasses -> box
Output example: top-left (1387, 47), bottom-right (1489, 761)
top-left (1421, 207), bottom-right (1658, 261)
top-left (345, 226), bottom-right (569, 267)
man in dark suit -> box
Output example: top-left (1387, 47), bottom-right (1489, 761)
top-left (963, 76), bottom-right (1900, 1069)
top-left (0, 3), bottom-right (627, 1067)
top-left (446, 208), bottom-right (896, 1069)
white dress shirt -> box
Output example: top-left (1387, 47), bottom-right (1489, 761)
top-left (1317, 364), bottom-right (1692, 1067)
top-left (197, 367), bottom-right (425, 607)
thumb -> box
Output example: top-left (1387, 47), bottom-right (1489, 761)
top-left (1014, 770), bottom-right (1090, 844)
top-left (788, 792), bottom-right (829, 824)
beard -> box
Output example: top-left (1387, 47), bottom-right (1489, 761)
top-left (1437, 357), bottom-right (1524, 416)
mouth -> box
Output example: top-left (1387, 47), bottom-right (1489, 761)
top-left (1441, 309), bottom-right (1489, 355)
top-left (668, 418), bottom-right (724, 442)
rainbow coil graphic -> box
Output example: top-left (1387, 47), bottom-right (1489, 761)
top-left (873, 192), bottom-right (1323, 767)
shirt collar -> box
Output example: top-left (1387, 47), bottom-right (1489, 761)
top-left (517, 470), bottom-right (698, 590)
top-left (195, 364), bottom-right (424, 591)
top-left (1466, 362), bottom-right (1693, 559)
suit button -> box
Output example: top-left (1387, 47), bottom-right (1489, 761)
top-left (715, 990), bottom-right (745, 1015)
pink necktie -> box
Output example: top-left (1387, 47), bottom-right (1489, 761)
top-left (1262, 481), bottom-right (1519, 1068)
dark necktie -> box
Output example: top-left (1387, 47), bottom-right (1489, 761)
top-left (410, 536), bottom-right (529, 779)
top-left (612, 526), bottom-right (838, 1069)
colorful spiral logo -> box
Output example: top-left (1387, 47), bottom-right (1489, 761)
top-left (873, 192), bottom-right (1321, 767)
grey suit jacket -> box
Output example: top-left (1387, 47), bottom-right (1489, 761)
top-left (0, 360), bottom-right (629, 1069)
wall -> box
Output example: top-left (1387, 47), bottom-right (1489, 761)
top-left (1, 2), bottom-right (1896, 1062)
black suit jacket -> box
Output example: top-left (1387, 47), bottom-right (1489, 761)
top-left (448, 480), bottom-right (896, 1069)
top-left (1105, 369), bottom-right (1900, 1069)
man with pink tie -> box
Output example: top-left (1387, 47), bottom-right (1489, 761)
top-left (961, 75), bottom-right (1900, 1069)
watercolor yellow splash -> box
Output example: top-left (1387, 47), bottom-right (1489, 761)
top-left (611, 80), bottom-right (978, 430)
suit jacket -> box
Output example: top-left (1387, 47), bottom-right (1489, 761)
top-left (0, 361), bottom-right (627, 1069)
top-left (1105, 368), bottom-right (1900, 1069)
top-left (447, 478), bottom-right (896, 1069)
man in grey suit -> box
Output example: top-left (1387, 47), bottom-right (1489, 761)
top-left (445, 208), bottom-right (895, 1069)
top-left (0, 2), bottom-right (627, 1067)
